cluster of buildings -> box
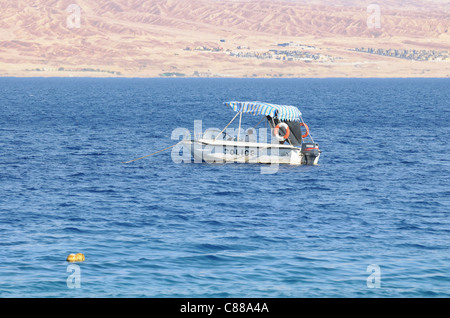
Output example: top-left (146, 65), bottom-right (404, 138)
top-left (277, 42), bottom-right (316, 50)
top-left (183, 42), bottom-right (330, 63)
top-left (228, 49), bottom-right (334, 62)
top-left (354, 47), bottom-right (450, 61)
top-left (184, 46), bottom-right (224, 52)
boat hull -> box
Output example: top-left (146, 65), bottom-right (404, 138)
top-left (181, 139), bottom-right (320, 165)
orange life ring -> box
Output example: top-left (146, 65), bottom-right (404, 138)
top-left (300, 122), bottom-right (309, 138)
top-left (273, 122), bottom-right (290, 141)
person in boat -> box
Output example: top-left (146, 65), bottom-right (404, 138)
top-left (266, 116), bottom-right (303, 146)
top-left (244, 128), bottom-right (256, 142)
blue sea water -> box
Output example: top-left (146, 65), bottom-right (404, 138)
top-left (0, 77), bottom-right (449, 298)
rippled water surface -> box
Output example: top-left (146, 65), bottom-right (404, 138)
top-left (0, 78), bottom-right (449, 297)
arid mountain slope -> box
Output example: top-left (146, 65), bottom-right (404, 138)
top-left (0, 0), bottom-right (448, 77)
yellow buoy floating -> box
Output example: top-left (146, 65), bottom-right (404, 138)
top-left (67, 253), bottom-right (85, 263)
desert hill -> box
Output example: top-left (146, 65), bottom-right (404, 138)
top-left (0, 0), bottom-right (448, 77)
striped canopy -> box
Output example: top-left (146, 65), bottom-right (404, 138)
top-left (225, 101), bottom-right (302, 122)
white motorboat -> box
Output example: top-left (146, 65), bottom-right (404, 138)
top-left (181, 101), bottom-right (321, 165)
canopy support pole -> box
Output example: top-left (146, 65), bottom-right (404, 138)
top-left (237, 110), bottom-right (243, 141)
top-left (213, 111), bottom-right (240, 141)
top-left (253, 116), bottom-right (265, 129)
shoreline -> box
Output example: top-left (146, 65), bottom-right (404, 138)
top-left (0, 75), bottom-right (448, 79)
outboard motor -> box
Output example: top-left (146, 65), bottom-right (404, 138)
top-left (301, 142), bottom-right (321, 165)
